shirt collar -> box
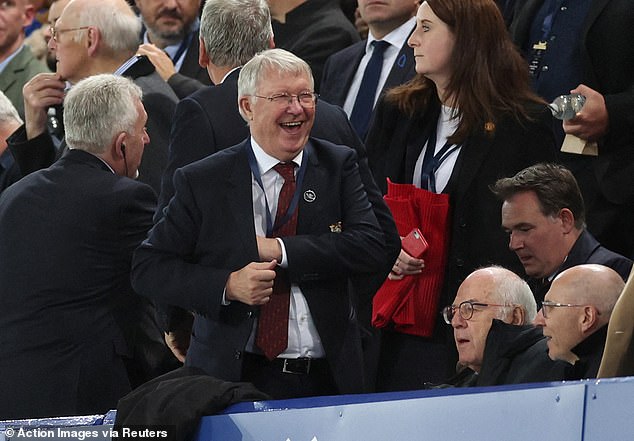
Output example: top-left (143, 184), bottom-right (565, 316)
top-left (0, 44), bottom-right (25, 74)
top-left (250, 136), bottom-right (303, 176)
top-left (366, 16), bottom-right (416, 53)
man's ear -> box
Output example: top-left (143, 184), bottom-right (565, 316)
top-left (268, 35), bottom-right (275, 49)
top-left (239, 96), bottom-right (254, 121)
top-left (559, 208), bottom-right (576, 234)
top-left (86, 27), bottom-right (100, 56)
top-left (580, 305), bottom-right (599, 333)
top-left (198, 37), bottom-right (209, 68)
top-left (114, 132), bottom-right (127, 159)
top-left (22, 4), bottom-right (36, 27)
top-left (510, 305), bottom-right (526, 325)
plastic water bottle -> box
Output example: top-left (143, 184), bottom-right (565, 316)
top-left (549, 94), bottom-right (586, 120)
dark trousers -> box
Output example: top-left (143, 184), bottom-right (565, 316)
top-left (241, 353), bottom-right (338, 400)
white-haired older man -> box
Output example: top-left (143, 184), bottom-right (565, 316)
top-left (442, 265), bottom-right (566, 387)
top-left (0, 75), bottom-right (153, 420)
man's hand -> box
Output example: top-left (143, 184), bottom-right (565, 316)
top-left (22, 73), bottom-right (66, 139)
top-left (256, 235), bottom-right (282, 262)
top-left (164, 329), bottom-right (190, 363)
top-left (388, 248), bottom-right (425, 281)
top-left (137, 43), bottom-right (177, 81)
top-left (225, 260), bottom-right (277, 305)
top-left (563, 84), bottom-right (609, 142)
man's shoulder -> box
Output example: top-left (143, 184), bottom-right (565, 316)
top-left (186, 79), bottom-right (238, 109)
top-left (325, 40), bottom-right (366, 65)
top-left (573, 230), bottom-right (633, 278)
top-left (179, 140), bottom-right (247, 175)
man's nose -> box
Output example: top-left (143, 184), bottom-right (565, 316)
top-left (509, 232), bottom-right (522, 251)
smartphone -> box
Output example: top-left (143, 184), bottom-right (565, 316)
top-left (401, 228), bottom-right (429, 258)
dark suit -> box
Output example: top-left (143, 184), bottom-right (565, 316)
top-left (132, 138), bottom-right (387, 395)
top-left (529, 230), bottom-right (633, 304)
top-left (165, 30), bottom-right (213, 99)
top-left (320, 30), bottom-right (416, 109)
top-left (7, 56), bottom-right (177, 194)
top-left (272, 0), bottom-right (360, 91)
top-left (0, 150), bottom-right (156, 420)
top-left (158, 70), bottom-right (399, 390)
top-left (510, 0), bottom-right (634, 257)
top-left (366, 96), bottom-right (558, 387)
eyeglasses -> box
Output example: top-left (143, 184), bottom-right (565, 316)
top-left (49, 25), bottom-right (91, 42)
top-left (252, 92), bottom-right (318, 108)
top-left (442, 300), bottom-right (510, 324)
top-left (541, 300), bottom-right (592, 318)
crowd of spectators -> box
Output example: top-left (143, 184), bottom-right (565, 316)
top-left (0, 0), bottom-right (632, 422)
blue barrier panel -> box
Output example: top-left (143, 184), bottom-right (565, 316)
top-left (195, 382), bottom-right (587, 441)
top-left (4, 378), bottom-right (634, 440)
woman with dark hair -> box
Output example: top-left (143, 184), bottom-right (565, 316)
top-left (367, 0), bottom-right (558, 391)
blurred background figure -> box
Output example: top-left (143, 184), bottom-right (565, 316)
top-left (365, 0), bottom-right (557, 391)
top-left (135, 0), bottom-right (212, 98)
top-left (267, 0), bottom-right (360, 91)
top-left (0, 91), bottom-right (22, 194)
top-left (510, 0), bottom-right (634, 260)
top-left (0, 0), bottom-right (50, 118)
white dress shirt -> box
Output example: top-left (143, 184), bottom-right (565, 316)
top-left (246, 138), bottom-right (325, 358)
top-left (343, 16), bottom-right (416, 117)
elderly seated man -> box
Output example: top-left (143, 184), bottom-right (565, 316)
top-left (439, 266), bottom-right (566, 387)
top-left (535, 264), bottom-right (624, 380)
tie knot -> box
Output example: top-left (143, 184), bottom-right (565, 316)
top-left (371, 40), bottom-right (390, 55)
top-left (273, 162), bottom-right (296, 182)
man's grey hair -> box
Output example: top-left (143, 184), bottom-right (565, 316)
top-left (0, 92), bottom-right (23, 126)
top-left (72, 0), bottom-right (141, 56)
top-left (486, 265), bottom-right (538, 323)
top-left (237, 48), bottom-right (314, 121)
top-left (200, 0), bottom-right (272, 68)
top-left (64, 74), bottom-right (142, 154)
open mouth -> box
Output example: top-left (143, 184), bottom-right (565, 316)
top-left (280, 121), bottom-right (304, 133)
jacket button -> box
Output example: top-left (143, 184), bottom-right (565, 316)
top-left (234, 350), bottom-right (242, 360)
top-left (456, 258), bottom-right (465, 267)
top-left (247, 311), bottom-right (253, 318)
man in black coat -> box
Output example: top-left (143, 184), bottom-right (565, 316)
top-left (0, 75), bottom-right (154, 419)
top-left (492, 163), bottom-right (632, 304)
top-left (442, 266), bottom-right (566, 388)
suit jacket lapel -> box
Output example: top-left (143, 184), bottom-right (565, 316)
top-left (228, 140), bottom-right (261, 260)
top-left (295, 142), bottom-right (325, 234)
top-left (452, 129), bottom-right (495, 204)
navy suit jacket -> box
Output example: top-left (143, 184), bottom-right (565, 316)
top-left (132, 138), bottom-right (387, 394)
top-left (320, 33), bottom-right (416, 109)
top-left (0, 150), bottom-right (156, 419)
top-left (157, 70), bottom-right (400, 328)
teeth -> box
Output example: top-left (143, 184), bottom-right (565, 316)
top-left (281, 122), bottom-right (302, 127)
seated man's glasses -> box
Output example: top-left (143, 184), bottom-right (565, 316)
top-left (442, 300), bottom-right (509, 324)
top-left (253, 92), bottom-right (318, 108)
top-left (541, 300), bottom-right (594, 318)
top-left (49, 25), bottom-right (91, 42)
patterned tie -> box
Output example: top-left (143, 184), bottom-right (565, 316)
top-left (256, 162), bottom-right (298, 360)
top-left (349, 40), bottom-right (390, 138)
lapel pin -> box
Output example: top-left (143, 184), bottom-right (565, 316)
top-left (329, 221), bottom-right (342, 233)
top-left (304, 190), bottom-right (316, 203)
